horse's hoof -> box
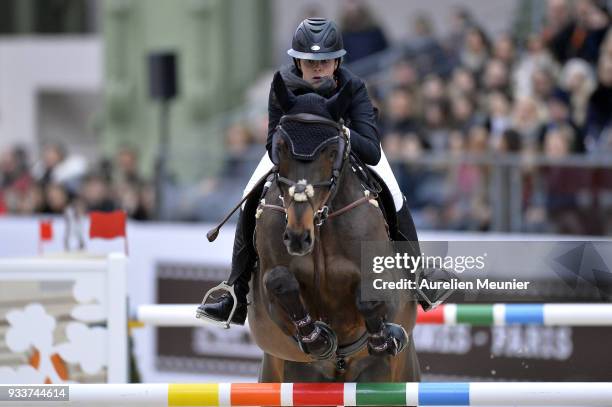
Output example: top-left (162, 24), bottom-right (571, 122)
top-left (298, 321), bottom-right (338, 360)
top-left (367, 323), bottom-right (408, 357)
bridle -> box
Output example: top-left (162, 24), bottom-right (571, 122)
top-left (257, 112), bottom-right (377, 227)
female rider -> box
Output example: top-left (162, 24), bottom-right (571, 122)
top-left (198, 18), bottom-right (441, 327)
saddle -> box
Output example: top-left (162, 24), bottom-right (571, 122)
top-left (348, 153), bottom-right (399, 240)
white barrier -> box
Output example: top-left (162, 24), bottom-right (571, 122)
top-left (0, 254), bottom-right (128, 384)
top-left (1, 382), bottom-right (612, 406)
top-left (136, 303), bottom-right (612, 327)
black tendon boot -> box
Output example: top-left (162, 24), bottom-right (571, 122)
top-left (396, 198), bottom-right (455, 311)
top-left (196, 206), bottom-right (257, 326)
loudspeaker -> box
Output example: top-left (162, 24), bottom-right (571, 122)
top-left (148, 52), bottom-right (178, 100)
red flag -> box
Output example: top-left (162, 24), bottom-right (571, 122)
top-left (89, 211), bottom-right (126, 239)
top-left (39, 220), bottom-right (53, 241)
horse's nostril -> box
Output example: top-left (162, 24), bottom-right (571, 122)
top-left (303, 232), bottom-right (312, 246)
top-left (283, 231), bottom-right (290, 242)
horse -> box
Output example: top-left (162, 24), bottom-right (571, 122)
top-left (247, 72), bottom-right (420, 384)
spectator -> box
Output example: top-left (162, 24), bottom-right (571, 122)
top-left (513, 34), bottom-right (559, 98)
top-left (486, 91), bottom-right (512, 149)
top-left (380, 86), bottom-right (420, 135)
top-left (538, 89), bottom-right (584, 152)
top-left (546, 0), bottom-right (610, 64)
top-left (559, 58), bottom-right (597, 126)
top-left (459, 26), bottom-right (490, 75)
top-left (493, 33), bottom-right (517, 67)
top-left (79, 172), bottom-right (116, 212)
top-left (584, 29), bottom-right (612, 153)
top-left (339, 0), bottom-right (388, 63)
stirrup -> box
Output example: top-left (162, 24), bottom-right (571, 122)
top-left (195, 281), bottom-right (238, 329)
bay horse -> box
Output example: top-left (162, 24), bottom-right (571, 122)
top-left (248, 72), bottom-right (420, 383)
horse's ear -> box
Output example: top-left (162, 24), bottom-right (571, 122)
top-left (326, 80), bottom-right (353, 121)
top-left (272, 71), bottom-right (296, 113)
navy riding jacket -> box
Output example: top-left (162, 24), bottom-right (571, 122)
top-left (267, 65), bottom-right (382, 166)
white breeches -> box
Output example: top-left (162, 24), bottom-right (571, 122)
top-left (243, 149), bottom-right (404, 211)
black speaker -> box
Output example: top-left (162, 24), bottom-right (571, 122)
top-left (148, 52), bottom-right (178, 100)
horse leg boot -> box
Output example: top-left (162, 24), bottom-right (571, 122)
top-left (355, 288), bottom-right (408, 357)
top-left (395, 197), bottom-right (456, 311)
top-left (265, 266), bottom-right (338, 360)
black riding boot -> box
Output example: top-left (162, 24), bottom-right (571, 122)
top-left (197, 204), bottom-right (257, 325)
top-left (395, 198), bottom-right (455, 311)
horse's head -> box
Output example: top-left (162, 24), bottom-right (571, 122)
top-left (270, 72), bottom-right (352, 256)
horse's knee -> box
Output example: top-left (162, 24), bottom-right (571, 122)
top-left (264, 266), bottom-right (299, 297)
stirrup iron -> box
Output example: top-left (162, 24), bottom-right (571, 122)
top-left (195, 281), bottom-right (238, 329)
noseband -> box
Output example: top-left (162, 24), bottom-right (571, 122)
top-left (257, 113), bottom-right (377, 227)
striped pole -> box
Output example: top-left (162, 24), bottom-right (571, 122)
top-left (1, 383), bottom-right (612, 406)
top-left (135, 303), bottom-right (612, 327)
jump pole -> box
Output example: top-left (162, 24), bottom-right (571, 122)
top-left (135, 303), bottom-right (612, 327)
top-left (1, 382), bottom-right (612, 406)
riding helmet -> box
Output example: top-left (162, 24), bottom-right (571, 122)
top-left (287, 18), bottom-right (347, 61)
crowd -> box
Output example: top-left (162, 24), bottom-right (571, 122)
top-left (209, 0), bottom-right (612, 235)
top-left (0, 143), bottom-right (154, 220)
top-left (1, 0), bottom-right (611, 235)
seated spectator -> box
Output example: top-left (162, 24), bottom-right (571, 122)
top-left (585, 29), bottom-right (612, 153)
top-left (559, 58), bottom-right (596, 126)
top-left (547, 0), bottom-right (610, 64)
top-left (380, 86), bottom-right (420, 135)
top-left (459, 26), bottom-right (491, 76)
top-left (513, 34), bottom-right (559, 98)
top-left (450, 93), bottom-right (478, 131)
top-left (422, 102), bottom-right (451, 151)
top-left (511, 95), bottom-right (543, 151)
top-left (538, 89), bottom-right (584, 151)
top-left (486, 91), bottom-right (512, 149)
top-left (42, 183), bottom-right (70, 214)
top-left (540, 125), bottom-right (590, 234)
top-left (483, 59), bottom-right (511, 95)
top-left (448, 67), bottom-right (478, 101)
top-left (114, 146), bottom-right (143, 186)
top-left (339, 0), bottom-right (388, 63)
top-left (492, 33), bottom-right (516, 67)
top-left (79, 172), bottom-right (116, 212)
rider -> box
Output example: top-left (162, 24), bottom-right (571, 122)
top-left (198, 18), bottom-right (447, 326)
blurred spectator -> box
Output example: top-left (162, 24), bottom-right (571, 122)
top-left (448, 67), bottom-right (477, 100)
top-left (0, 146), bottom-right (35, 213)
top-left (513, 34), bottom-right (559, 98)
top-left (79, 172), bottom-right (116, 212)
top-left (559, 58), bottom-right (597, 126)
top-left (511, 95), bottom-right (543, 150)
top-left (493, 33), bottom-right (516, 66)
top-left (422, 102), bottom-right (450, 151)
top-left (546, 0), bottom-right (610, 64)
top-left (538, 89), bottom-right (584, 152)
top-left (114, 146), bottom-right (143, 186)
top-left (339, 0), bottom-right (388, 63)
top-left (380, 86), bottom-right (420, 135)
top-left (584, 29), bottom-right (612, 153)
top-left (459, 26), bottom-right (490, 75)
top-left (483, 59), bottom-right (511, 95)
top-left (33, 142), bottom-right (87, 193)
top-left (404, 13), bottom-right (450, 76)
top-left (450, 93), bottom-right (478, 131)
top-left (42, 183), bottom-right (70, 214)
top-left (540, 125), bottom-right (590, 234)
top-left (486, 91), bottom-right (512, 149)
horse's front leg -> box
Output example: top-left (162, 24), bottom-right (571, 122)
top-left (355, 287), bottom-right (408, 356)
top-left (264, 266), bottom-right (337, 360)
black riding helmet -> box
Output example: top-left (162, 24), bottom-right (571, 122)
top-left (288, 18), bottom-right (347, 73)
